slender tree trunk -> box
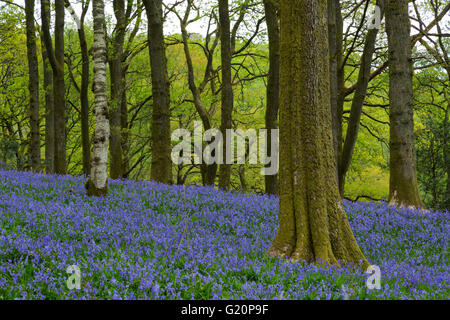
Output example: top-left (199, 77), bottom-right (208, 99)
top-left (180, 13), bottom-right (217, 186)
top-left (143, 0), bottom-right (172, 184)
top-left (25, 0), bottom-right (41, 172)
top-left (41, 36), bottom-right (54, 174)
top-left (79, 20), bottom-right (91, 176)
top-left (267, 0), bottom-right (369, 269)
top-left (65, 0), bottom-right (91, 176)
top-left (121, 82), bottom-right (130, 177)
top-left (386, 0), bottom-right (423, 208)
top-left (444, 103), bottom-right (449, 210)
top-left (263, 0), bottom-right (280, 195)
top-left (54, 0), bottom-right (67, 174)
top-left (41, 0), bottom-right (66, 174)
top-left (86, 0), bottom-right (110, 197)
top-left (218, 0), bottom-right (234, 191)
top-left (338, 0), bottom-right (385, 196)
top-left (108, 0), bottom-right (127, 179)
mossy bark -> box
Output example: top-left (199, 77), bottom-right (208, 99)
top-left (386, 0), bottom-right (424, 208)
top-left (25, 0), bottom-right (42, 172)
top-left (267, 0), bottom-right (369, 269)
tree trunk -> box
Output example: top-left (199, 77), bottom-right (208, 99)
top-left (86, 0), bottom-right (110, 197)
top-left (65, 0), bottom-right (91, 176)
top-left (179, 13), bottom-right (217, 186)
top-left (263, 0), bottom-right (280, 195)
top-left (108, 0), bottom-right (128, 179)
top-left (41, 0), bottom-right (66, 174)
top-left (25, 0), bottom-right (41, 172)
top-left (444, 103), bottom-right (449, 210)
top-left (386, 0), bottom-right (423, 208)
top-left (121, 88), bottom-right (130, 177)
top-left (329, 0), bottom-right (344, 179)
top-left (143, 0), bottom-right (172, 184)
top-left (338, 0), bottom-right (385, 196)
top-left (218, 0), bottom-right (234, 191)
top-left (54, 0), bottom-right (66, 174)
top-left (267, 0), bottom-right (369, 269)
top-left (41, 35), bottom-right (54, 174)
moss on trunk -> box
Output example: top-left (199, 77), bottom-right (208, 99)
top-left (267, 0), bottom-right (369, 269)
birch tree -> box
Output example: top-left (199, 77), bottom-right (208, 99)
top-left (86, 0), bottom-right (110, 196)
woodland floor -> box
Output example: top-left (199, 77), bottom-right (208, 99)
top-left (0, 169), bottom-right (448, 299)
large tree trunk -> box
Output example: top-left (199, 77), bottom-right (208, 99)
top-left (41, 36), bottom-right (54, 174)
top-left (86, 0), bottom-right (110, 197)
top-left (65, 0), bottom-right (91, 176)
top-left (218, 0), bottom-right (234, 191)
top-left (338, 0), bottom-right (385, 196)
top-left (25, 0), bottom-right (41, 172)
top-left (267, 0), bottom-right (369, 268)
top-left (386, 0), bottom-right (423, 208)
top-left (263, 0), bottom-right (280, 195)
top-left (143, 0), bottom-right (172, 184)
top-left (41, 0), bottom-right (66, 174)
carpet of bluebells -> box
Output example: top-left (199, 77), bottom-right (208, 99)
top-left (0, 169), bottom-right (448, 300)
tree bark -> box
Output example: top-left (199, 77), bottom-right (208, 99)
top-left (385, 0), bottom-right (424, 208)
top-left (65, 0), bottom-right (91, 176)
top-left (263, 0), bottom-right (280, 195)
top-left (328, 0), bottom-right (344, 178)
top-left (41, 0), bottom-right (66, 174)
top-left (41, 35), bottom-right (54, 174)
top-left (338, 0), bottom-right (385, 196)
top-left (218, 0), bottom-right (234, 191)
top-left (444, 105), bottom-right (450, 210)
top-left (267, 0), bottom-right (369, 269)
top-left (25, 0), bottom-right (41, 172)
top-left (143, 0), bottom-right (172, 184)
top-left (108, 0), bottom-right (129, 179)
top-left (87, 0), bottom-right (110, 197)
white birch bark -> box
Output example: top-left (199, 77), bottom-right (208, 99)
top-left (89, 0), bottom-right (109, 194)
